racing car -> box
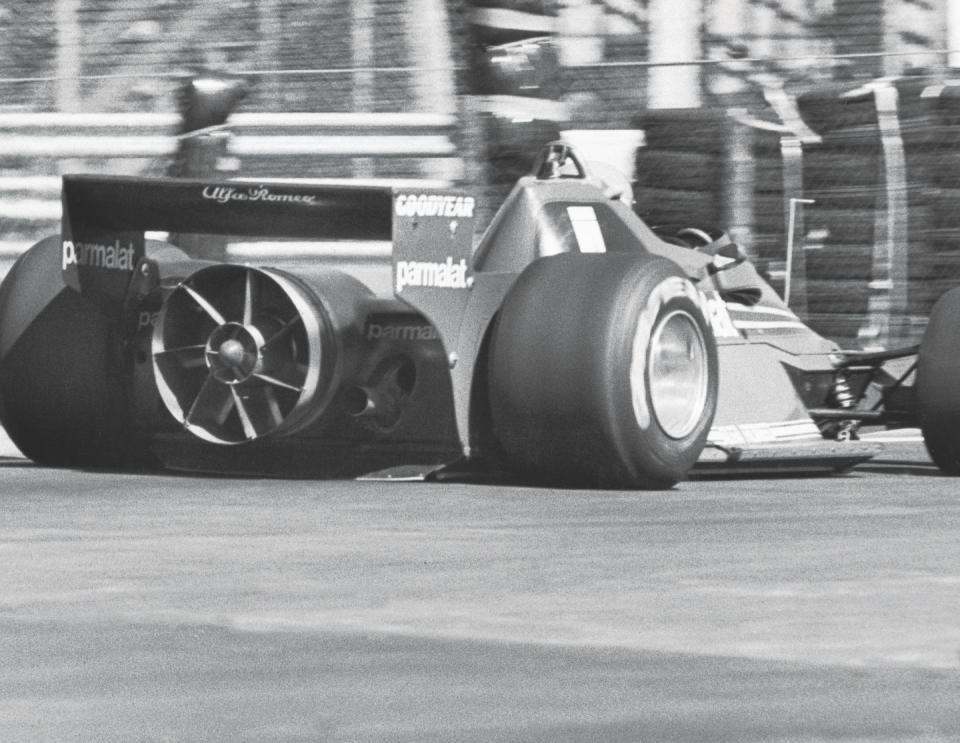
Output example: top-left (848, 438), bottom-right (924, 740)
top-left (1, 142), bottom-right (959, 488)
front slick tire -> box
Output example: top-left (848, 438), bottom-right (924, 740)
top-left (489, 253), bottom-right (718, 489)
top-left (917, 286), bottom-right (960, 474)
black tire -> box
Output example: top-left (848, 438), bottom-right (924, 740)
top-left (634, 149), bottom-right (721, 191)
top-left (909, 150), bottom-right (939, 187)
top-left (917, 286), bottom-right (960, 474)
top-left (805, 206), bottom-right (877, 246)
top-left (752, 194), bottom-right (790, 235)
top-left (796, 77), bottom-right (930, 136)
top-left (0, 236), bottom-right (178, 468)
top-left (805, 244), bottom-right (875, 281)
top-left (632, 186), bottom-right (723, 231)
top-left (752, 156), bottom-right (786, 194)
top-left (927, 189), bottom-right (960, 230)
top-left (803, 150), bottom-right (883, 189)
top-left (632, 109), bottom-right (727, 154)
top-left (804, 279), bottom-right (869, 315)
top-left (797, 86), bottom-right (880, 135)
top-left (803, 187), bottom-right (883, 211)
top-left (488, 253), bottom-right (718, 489)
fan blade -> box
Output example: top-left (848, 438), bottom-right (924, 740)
top-left (262, 315), bottom-right (303, 347)
top-left (239, 385), bottom-right (286, 433)
top-left (231, 387), bottom-right (259, 440)
top-left (154, 344), bottom-right (207, 370)
top-left (253, 373), bottom-right (304, 393)
top-left (182, 284), bottom-right (227, 325)
top-left (185, 376), bottom-right (234, 428)
top-left (243, 268), bottom-right (258, 326)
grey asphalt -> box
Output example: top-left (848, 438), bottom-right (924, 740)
top-left (0, 441), bottom-right (958, 741)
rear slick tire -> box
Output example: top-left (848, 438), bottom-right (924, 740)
top-left (0, 236), bottom-right (168, 468)
top-left (488, 253), bottom-right (718, 489)
top-left (917, 286), bottom-right (960, 474)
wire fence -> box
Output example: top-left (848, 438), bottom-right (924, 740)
top-left (2, 0), bottom-right (959, 348)
top-left (631, 59), bottom-right (960, 348)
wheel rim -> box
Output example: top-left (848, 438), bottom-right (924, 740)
top-left (152, 265), bottom-right (322, 444)
top-left (636, 309), bottom-right (709, 439)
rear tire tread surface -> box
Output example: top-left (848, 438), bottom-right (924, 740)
top-left (0, 237), bottom-right (189, 468)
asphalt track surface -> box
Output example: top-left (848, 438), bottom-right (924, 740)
top-left (1, 433), bottom-right (958, 742)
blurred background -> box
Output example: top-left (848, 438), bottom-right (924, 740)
top-left (1, 0), bottom-right (960, 348)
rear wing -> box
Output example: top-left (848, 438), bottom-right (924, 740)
top-left (58, 174), bottom-right (474, 312)
top-left (62, 174), bottom-right (394, 240)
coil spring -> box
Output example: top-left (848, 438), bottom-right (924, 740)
top-left (831, 373), bottom-right (856, 409)
top-left (827, 372), bottom-right (859, 441)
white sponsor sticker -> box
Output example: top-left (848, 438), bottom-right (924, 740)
top-left (395, 193), bottom-right (476, 219)
top-left (366, 322), bottom-right (439, 342)
top-left (62, 239), bottom-right (137, 272)
top-left (395, 257), bottom-right (469, 294)
top-left (567, 206), bottom-right (606, 254)
top-left (702, 293), bottom-right (741, 338)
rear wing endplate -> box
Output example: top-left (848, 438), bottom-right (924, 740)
top-left (390, 189), bottom-right (477, 360)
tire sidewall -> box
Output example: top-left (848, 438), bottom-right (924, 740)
top-left (0, 236), bottom-right (152, 468)
top-left (917, 286), bottom-right (960, 473)
top-left (603, 271), bottom-right (717, 484)
top-left (489, 253), bottom-right (718, 488)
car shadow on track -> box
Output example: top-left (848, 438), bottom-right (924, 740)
top-left (0, 457), bottom-right (35, 468)
top-left (853, 459), bottom-right (945, 477)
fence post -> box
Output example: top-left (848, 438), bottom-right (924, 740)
top-left (168, 132), bottom-right (232, 260)
top-left (859, 81), bottom-right (908, 350)
top-left (780, 136), bottom-right (808, 319)
top-left (55, 0), bottom-right (81, 112)
top-left (724, 110), bottom-right (755, 262)
top-left (174, 133), bottom-right (232, 179)
top-left (168, 71), bottom-right (248, 260)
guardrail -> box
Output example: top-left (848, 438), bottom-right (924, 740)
top-left (0, 112), bottom-right (459, 159)
top-left (0, 111), bottom-right (461, 267)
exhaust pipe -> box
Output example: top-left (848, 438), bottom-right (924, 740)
top-left (342, 357), bottom-right (416, 428)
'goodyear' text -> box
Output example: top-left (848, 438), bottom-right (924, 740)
top-left (395, 193), bottom-right (475, 219)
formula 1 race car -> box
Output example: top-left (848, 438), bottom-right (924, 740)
top-left (1, 143), bottom-right (959, 488)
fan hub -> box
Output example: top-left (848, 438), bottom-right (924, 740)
top-left (218, 339), bottom-right (247, 367)
top-left (152, 264), bottom-right (331, 444)
top-left (205, 322), bottom-right (262, 384)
